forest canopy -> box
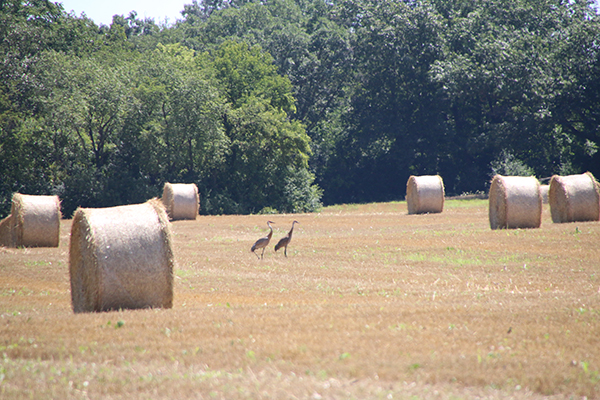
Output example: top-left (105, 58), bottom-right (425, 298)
top-left (1, 0), bottom-right (599, 217)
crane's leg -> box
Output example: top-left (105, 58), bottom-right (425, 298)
top-left (261, 247), bottom-right (265, 259)
top-left (284, 245), bottom-right (288, 257)
top-left (253, 250), bottom-right (260, 260)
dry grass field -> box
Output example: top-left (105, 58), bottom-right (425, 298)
top-left (1, 199), bottom-right (599, 399)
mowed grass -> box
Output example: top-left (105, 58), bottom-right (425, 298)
top-left (1, 199), bottom-right (599, 399)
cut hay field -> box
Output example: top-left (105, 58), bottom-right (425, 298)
top-left (1, 199), bottom-right (599, 399)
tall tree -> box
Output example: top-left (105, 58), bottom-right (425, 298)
top-left (23, 49), bottom-right (140, 214)
top-left (548, 1), bottom-right (600, 177)
top-left (209, 40), bottom-right (320, 213)
top-left (322, 0), bottom-right (447, 204)
top-left (432, 0), bottom-right (600, 191)
top-left (132, 43), bottom-right (227, 185)
top-left (0, 0), bottom-right (106, 215)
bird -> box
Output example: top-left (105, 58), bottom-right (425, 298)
top-left (251, 221), bottom-right (274, 259)
top-left (274, 220), bottom-right (299, 257)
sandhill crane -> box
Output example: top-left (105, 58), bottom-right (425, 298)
top-left (251, 221), bottom-right (274, 259)
top-left (274, 220), bottom-right (299, 257)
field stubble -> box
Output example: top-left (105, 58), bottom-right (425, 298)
top-left (1, 199), bottom-right (599, 399)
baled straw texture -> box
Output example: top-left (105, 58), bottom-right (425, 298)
top-left (0, 214), bottom-right (15, 247)
top-left (549, 172), bottom-right (600, 223)
top-left (69, 199), bottom-right (174, 313)
top-left (9, 193), bottom-right (61, 247)
top-left (488, 175), bottom-right (542, 230)
top-left (162, 183), bottom-right (199, 220)
top-left (406, 175), bottom-right (445, 215)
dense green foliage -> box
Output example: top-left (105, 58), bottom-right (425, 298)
top-left (1, 0), bottom-right (599, 216)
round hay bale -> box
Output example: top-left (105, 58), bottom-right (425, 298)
top-left (162, 183), bottom-right (199, 220)
top-left (0, 214), bottom-right (15, 247)
top-left (549, 172), bottom-right (600, 223)
top-left (540, 184), bottom-right (549, 204)
top-left (488, 175), bottom-right (542, 230)
top-left (11, 193), bottom-right (61, 247)
top-left (69, 199), bottom-right (174, 313)
top-left (406, 175), bottom-right (445, 214)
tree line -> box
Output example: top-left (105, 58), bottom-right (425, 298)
top-left (1, 0), bottom-right (599, 217)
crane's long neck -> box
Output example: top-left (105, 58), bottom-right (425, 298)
top-left (288, 221), bottom-right (297, 238)
top-left (267, 222), bottom-right (273, 239)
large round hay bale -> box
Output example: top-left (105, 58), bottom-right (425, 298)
top-left (488, 175), bottom-right (542, 230)
top-left (549, 172), bottom-right (600, 223)
top-left (69, 199), bottom-right (174, 313)
top-left (9, 193), bottom-right (61, 247)
top-left (162, 183), bottom-right (199, 220)
top-left (406, 175), bottom-right (445, 214)
top-left (0, 214), bottom-right (15, 247)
